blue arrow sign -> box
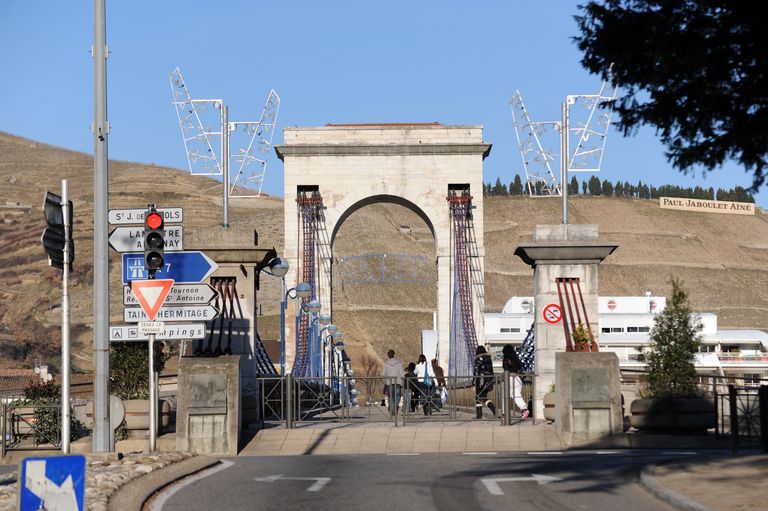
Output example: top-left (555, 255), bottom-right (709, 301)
top-left (20, 455), bottom-right (86, 511)
top-left (122, 251), bottom-right (218, 284)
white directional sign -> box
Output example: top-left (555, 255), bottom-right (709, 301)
top-left (124, 283), bottom-right (217, 306)
top-left (109, 323), bottom-right (206, 341)
top-left (124, 304), bottom-right (219, 323)
top-left (108, 207), bottom-right (183, 225)
top-left (109, 225), bottom-right (183, 252)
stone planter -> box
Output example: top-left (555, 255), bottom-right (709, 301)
top-left (543, 392), bottom-right (556, 422)
top-left (630, 397), bottom-right (716, 431)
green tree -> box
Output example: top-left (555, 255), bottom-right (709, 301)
top-left (614, 180), bottom-right (624, 197)
top-left (601, 179), bottom-right (614, 196)
top-left (575, 1), bottom-right (768, 190)
top-left (582, 180), bottom-right (588, 195)
top-left (492, 177), bottom-right (504, 196)
top-left (569, 175), bottom-right (580, 195)
top-left (510, 174), bottom-right (524, 195)
top-left (645, 279), bottom-right (701, 398)
top-left (588, 175), bottom-right (602, 195)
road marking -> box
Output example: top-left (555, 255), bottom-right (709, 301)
top-left (596, 451), bottom-right (622, 455)
top-left (463, 452), bottom-right (498, 455)
top-left (253, 474), bottom-right (331, 492)
top-left (527, 451), bottom-right (563, 455)
top-left (481, 474), bottom-right (562, 495)
top-left (149, 459), bottom-right (234, 511)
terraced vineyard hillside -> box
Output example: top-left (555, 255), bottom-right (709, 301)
top-left (1, 131), bottom-right (767, 374)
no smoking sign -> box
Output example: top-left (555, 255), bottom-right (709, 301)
top-left (543, 303), bottom-right (562, 325)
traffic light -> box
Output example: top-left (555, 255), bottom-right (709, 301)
top-left (153, 341), bottom-right (165, 373)
top-left (144, 206), bottom-right (165, 277)
top-left (41, 191), bottom-right (74, 270)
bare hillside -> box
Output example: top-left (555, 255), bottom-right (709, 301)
top-left (2, 131), bottom-right (767, 375)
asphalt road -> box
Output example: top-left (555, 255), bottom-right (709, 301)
top-left (154, 451), bottom-right (681, 511)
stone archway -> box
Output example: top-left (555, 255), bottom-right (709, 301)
top-left (276, 123), bottom-right (490, 372)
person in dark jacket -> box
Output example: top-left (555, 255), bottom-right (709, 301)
top-left (404, 362), bottom-right (418, 413)
top-left (502, 344), bottom-right (530, 419)
top-left (474, 346), bottom-right (496, 418)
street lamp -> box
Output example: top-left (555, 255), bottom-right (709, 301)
top-left (277, 276), bottom-right (311, 376)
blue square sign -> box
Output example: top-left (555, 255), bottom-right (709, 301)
top-left (19, 455), bottom-right (86, 511)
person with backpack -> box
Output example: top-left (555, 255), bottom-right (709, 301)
top-left (502, 344), bottom-right (530, 419)
top-left (474, 346), bottom-right (496, 419)
top-left (414, 354), bottom-right (436, 416)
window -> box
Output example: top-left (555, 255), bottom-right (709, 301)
top-left (611, 327), bottom-right (624, 333)
top-left (500, 328), bottom-right (520, 333)
top-left (638, 327), bottom-right (650, 333)
top-left (743, 374), bottom-right (760, 386)
top-left (601, 328), bottom-right (611, 333)
top-left (627, 326), bottom-right (638, 333)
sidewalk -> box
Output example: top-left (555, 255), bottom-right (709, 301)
top-left (239, 421), bottom-right (732, 456)
top-left (642, 453), bottom-right (768, 511)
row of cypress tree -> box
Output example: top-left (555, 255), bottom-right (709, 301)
top-left (484, 174), bottom-right (755, 203)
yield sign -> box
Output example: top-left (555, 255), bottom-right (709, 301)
top-left (130, 279), bottom-right (174, 321)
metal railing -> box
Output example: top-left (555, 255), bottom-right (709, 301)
top-left (1, 403), bottom-right (62, 458)
top-left (252, 372), bottom-right (535, 428)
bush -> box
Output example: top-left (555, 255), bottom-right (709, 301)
top-left (109, 342), bottom-right (171, 400)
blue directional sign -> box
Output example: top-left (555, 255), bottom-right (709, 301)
top-left (20, 455), bottom-right (86, 511)
top-left (122, 251), bottom-right (218, 284)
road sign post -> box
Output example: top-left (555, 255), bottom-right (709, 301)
top-left (122, 251), bottom-right (218, 284)
top-left (109, 323), bottom-right (206, 341)
top-left (108, 207), bottom-right (183, 225)
top-left (109, 225), bottom-right (183, 252)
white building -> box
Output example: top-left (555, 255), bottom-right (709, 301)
top-left (485, 295), bottom-right (768, 385)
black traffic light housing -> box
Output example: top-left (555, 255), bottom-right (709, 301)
top-left (144, 206), bottom-right (165, 277)
top-left (153, 341), bottom-right (166, 373)
top-left (41, 191), bottom-right (74, 270)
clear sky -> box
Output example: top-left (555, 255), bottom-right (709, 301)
top-left (1, 1), bottom-right (765, 206)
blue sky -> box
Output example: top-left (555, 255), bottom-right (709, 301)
top-left (1, 1), bottom-right (764, 206)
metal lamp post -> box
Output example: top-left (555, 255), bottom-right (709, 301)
top-left (281, 281), bottom-right (311, 375)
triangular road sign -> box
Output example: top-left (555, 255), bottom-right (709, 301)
top-left (130, 279), bottom-right (174, 321)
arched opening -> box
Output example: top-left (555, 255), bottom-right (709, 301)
top-left (331, 197), bottom-right (437, 386)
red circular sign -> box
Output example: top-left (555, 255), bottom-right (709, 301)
top-left (542, 303), bottom-right (562, 325)
top-left (607, 299), bottom-right (617, 311)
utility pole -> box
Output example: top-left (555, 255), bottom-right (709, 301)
top-left (561, 101), bottom-right (569, 225)
top-left (222, 105), bottom-right (230, 228)
top-left (92, 0), bottom-right (111, 452)
top-left (61, 180), bottom-right (71, 453)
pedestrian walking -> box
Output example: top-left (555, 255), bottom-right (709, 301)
top-left (381, 349), bottom-right (405, 417)
top-left (474, 346), bottom-right (496, 419)
top-left (502, 344), bottom-right (530, 419)
top-left (431, 358), bottom-right (446, 409)
top-left (414, 354), bottom-right (436, 415)
top-left (404, 362), bottom-right (418, 413)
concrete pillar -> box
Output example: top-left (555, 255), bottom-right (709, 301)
top-left (514, 224), bottom-right (618, 418)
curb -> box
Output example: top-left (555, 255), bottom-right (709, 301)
top-left (108, 456), bottom-right (220, 511)
top-left (639, 463), bottom-right (714, 511)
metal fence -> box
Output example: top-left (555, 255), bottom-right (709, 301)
top-left (1, 403), bottom-right (62, 458)
top-left (252, 373), bottom-right (535, 428)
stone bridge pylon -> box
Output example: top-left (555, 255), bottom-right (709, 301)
top-left (275, 123), bottom-right (491, 375)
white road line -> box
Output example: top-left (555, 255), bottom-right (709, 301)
top-left (463, 452), bottom-right (498, 455)
top-left (150, 459), bottom-right (235, 511)
top-left (527, 452), bottom-right (563, 455)
top-left (596, 451), bottom-right (622, 455)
